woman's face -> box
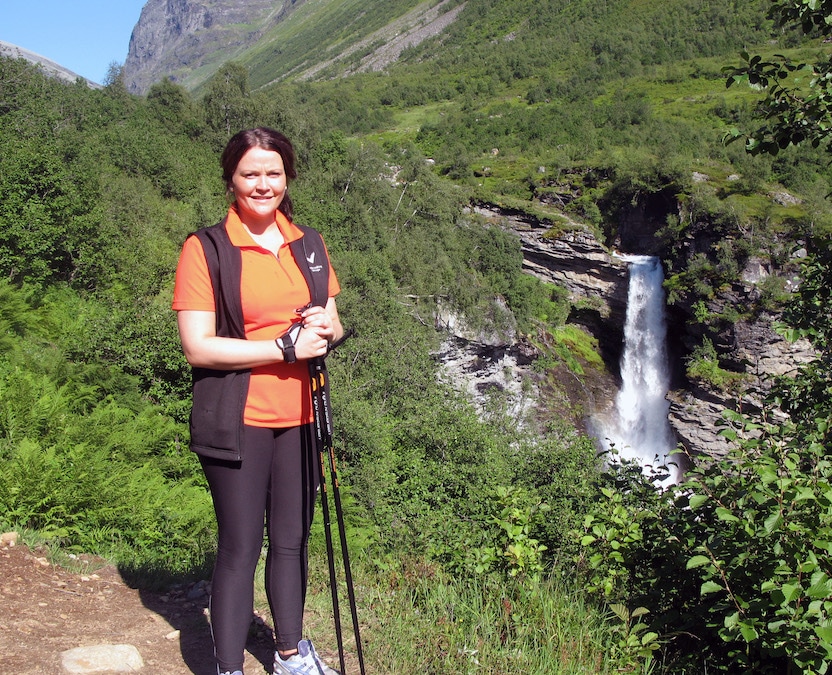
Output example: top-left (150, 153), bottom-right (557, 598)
top-left (230, 146), bottom-right (287, 226)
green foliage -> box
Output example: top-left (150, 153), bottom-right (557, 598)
top-left (663, 253), bottom-right (718, 305)
top-left (584, 436), bottom-right (832, 674)
top-left (512, 422), bottom-right (600, 567)
top-left (578, 477), bottom-right (652, 602)
top-left (146, 78), bottom-right (203, 136)
top-left (506, 276), bottom-right (570, 332)
top-left (0, 282), bottom-right (213, 574)
top-left (202, 62), bottom-right (256, 139)
top-left (586, 7), bottom-right (832, 664)
top-left (686, 338), bottom-right (747, 392)
top-left (724, 0), bottom-right (832, 155)
top-left (552, 325), bottom-right (604, 375)
top-left (0, 138), bottom-right (99, 287)
top-left (678, 406), bottom-right (832, 674)
top-left (607, 604), bottom-right (661, 673)
top-left (2, 0), bottom-right (831, 667)
top-left (756, 273), bottom-right (792, 311)
top-left (779, 242), bottom-right (832, 355)
top-left (0, 435), bottom-right (213, 575)
top-left (429, 484), bottom-right (549, 580)
top-left (341, 558), bottom-right (616, 674)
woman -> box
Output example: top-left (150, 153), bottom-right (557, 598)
top-left (173, 127), bottom-right (343, 675)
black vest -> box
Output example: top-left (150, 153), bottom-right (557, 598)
top-left (187, 218), bottom-right (330, 460)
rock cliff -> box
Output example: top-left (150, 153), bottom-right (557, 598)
top-left (441, 205), bottom-right (625, 434)
top-left (122, 0), bottom-right (294, 95)
top-left (470, 204), bottom-right (629, 372)
top-left (451, 203), bottom-right (815, 463)
top-left (666, 273), bottom-right (815, 460)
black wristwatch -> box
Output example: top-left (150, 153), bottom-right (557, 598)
top-left (276, 323), bottom-right (302, 364)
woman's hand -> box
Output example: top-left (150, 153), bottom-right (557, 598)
top-left (300, 298), bottom-right (344, 346)
top-left (293, 323), bottom-right (330, 361)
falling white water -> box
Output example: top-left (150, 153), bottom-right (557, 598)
top-left (600, 255), bottom-right (679, 484)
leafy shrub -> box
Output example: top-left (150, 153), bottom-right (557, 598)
top-left (0, 282), bottom-right (213, 575)
top-left (0, 380), bottom-right (215, 574)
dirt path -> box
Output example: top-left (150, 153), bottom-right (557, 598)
top-left (0, 542), bottom-right (278, 674)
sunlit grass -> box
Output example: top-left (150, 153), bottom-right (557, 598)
top-left (256, 547), bottom-right (617, 675)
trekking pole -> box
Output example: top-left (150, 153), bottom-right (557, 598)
top-left (310, 360), bottom-right (346, 674)
top-left (314, 356), bottom-right (366, 675)
top-left (309, 330), bottom-right (366, 675)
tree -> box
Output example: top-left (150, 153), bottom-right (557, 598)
top-left (724, 0), bottom-right (832, 154)
top-left (103, 61), bottom-right (125, 89)
top-left (202, 62), bottom-right (254, 138)
top-left (147, 78), bottom-right (201, 135)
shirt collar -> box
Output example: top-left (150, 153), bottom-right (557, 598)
top-left (224, 204), bottom-right (303, 248)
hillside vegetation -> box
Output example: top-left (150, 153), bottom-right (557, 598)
top-left (3, 0), bottom-right (832, 672)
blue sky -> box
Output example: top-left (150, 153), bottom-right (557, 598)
top-left (0, 0), bottom-right (147, 84)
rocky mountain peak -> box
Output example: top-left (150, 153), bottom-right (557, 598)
top-left (122, 0), bottom-right (298, 95)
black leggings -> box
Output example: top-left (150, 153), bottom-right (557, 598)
top-left (200, 424), bottom-right (319, 671)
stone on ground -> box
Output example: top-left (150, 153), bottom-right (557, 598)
top-left (60, 644), bottom-right (144, 673)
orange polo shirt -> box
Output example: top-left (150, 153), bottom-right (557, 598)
top-left (172, 206), bottom-right (340, 428)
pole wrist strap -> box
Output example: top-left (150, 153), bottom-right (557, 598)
top-left (276, 322), bottom-right (302, 364)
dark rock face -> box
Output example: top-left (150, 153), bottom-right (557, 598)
top-left (666, 280), bottom-right (814, 460)
top-left (123, 0), bottom-right (292, 95)
top-left (612, 187), bottom-right (679, 256)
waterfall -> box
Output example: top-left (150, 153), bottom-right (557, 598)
top-left (599, 255), bottom-right (679, 484)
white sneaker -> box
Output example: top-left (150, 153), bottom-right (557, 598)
top-left (273, 639), bottom-right (327, 675)
top-left (308, 641), bottom-right (340, 675)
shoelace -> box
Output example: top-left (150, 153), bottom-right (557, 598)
top-left (275, 653), bottom-right (319, 675)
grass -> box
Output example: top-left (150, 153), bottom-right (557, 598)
top-left (386, 101), bottom-right (456, 136)
top-left (256, 551), bottom-right (616, 674)
top-left (554, 325), bottom-right (605, 373)
top-left (7, 504), bottom-right (618, 674)
top-left (247, 500), bottom-right (617, 674)
top-left (243, 0), bottom-right (433, 88)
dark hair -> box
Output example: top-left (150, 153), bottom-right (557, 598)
top-left (220, 127), bottom-right (298, 220)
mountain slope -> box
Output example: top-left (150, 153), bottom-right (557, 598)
top-left (258, 0), bottom-right (466, 84)
top-left (0, 40), bottom-right (100, 89)
top-left (123, 0), bottom-right (294, 95)
top-left (123, 0), bottom-right (462, 95)
top-left (123, 0), bottom-right (770, 97)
